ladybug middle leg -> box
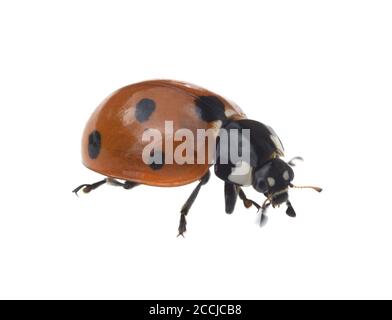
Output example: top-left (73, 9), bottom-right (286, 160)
top-left (178, 170), bottom-right (211, 237)
top-left (224, 182), bottom-right (239, 214)
top-left (224, 183), bottom-right (262, 213)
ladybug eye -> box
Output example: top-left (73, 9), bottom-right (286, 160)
top-left (283, 170), bottom-right (290, 181)
top-left (256, 180), bottom-right (267, 192)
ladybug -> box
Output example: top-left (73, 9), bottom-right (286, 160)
top-left (73, 80), bottom-right (321, 236)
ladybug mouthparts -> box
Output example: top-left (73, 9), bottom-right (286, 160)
top-left (270, 188), bottom-right (289, 206)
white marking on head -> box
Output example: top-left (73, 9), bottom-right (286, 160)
top-left (283, 170), bottom-right (290, 181)
top-left (228, 161), bottom-right (253, 186)
top-left (267, 177), bottom-right (276, 187)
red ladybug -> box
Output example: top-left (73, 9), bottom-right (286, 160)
top-left (74, 80), bottom-right (321, 236)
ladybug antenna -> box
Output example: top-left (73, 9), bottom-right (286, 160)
top-left (289, 183), bottom-right (322, 193)
top-left (288, 156), bottom-right (304, 167)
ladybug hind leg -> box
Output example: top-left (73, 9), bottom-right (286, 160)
top-left (178, 170), bottom-right (211, 237)
top-left (72, 179), bottom-right (107, 196)
top-left (106, 178), bottom-right (138, 190)
top-left (72, 177), bottom-right (138, 196)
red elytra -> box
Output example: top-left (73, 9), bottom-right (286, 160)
top-left (81, 79), bottom-right (245, 186)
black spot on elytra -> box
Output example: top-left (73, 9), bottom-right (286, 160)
top-left (88, 130), bottom-right (101, 159)
top-left (195, 95), bottom-right (227, 122)
top-left (135, 98), bottom-right (156, 122)
top-left (149, 150), bottom-right (165, 170)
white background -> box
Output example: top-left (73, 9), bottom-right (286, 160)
top-left (0, 0), bottom-right (391, 300)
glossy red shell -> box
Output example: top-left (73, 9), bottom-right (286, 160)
top-left (81, 80), bottom-right (245, 186)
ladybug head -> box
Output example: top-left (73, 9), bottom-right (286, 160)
top-left (252, 158), bottom-right (322, 218)
top-left (252, 158), bottom-right (294, 207)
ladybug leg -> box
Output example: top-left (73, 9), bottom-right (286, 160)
top-left (238, 188), bottom-right (261, 210)
top-left (106, 178), bottom-right (138, 190)
top-left (285, 200), bottom-right (296, 217)
top-left (238, 188), bottom-right (270, 226)
top-left (178, 170), bottom-right (211, 237)
top-left (73, 178), bottom-right (138, 196)
top-left (224, 182), bottom-right (238, 214)
top-left (123, 181), bottom-right (138, 189)
top-left (72, 179), bottom-right (107, 196)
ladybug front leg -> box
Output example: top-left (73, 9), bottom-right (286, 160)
top-left (238, 188), bottom-right (261, 211)
top-left (238, 188), bottom-right (270, 226)
top-left (178, 170), bottom-right (210, 237)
